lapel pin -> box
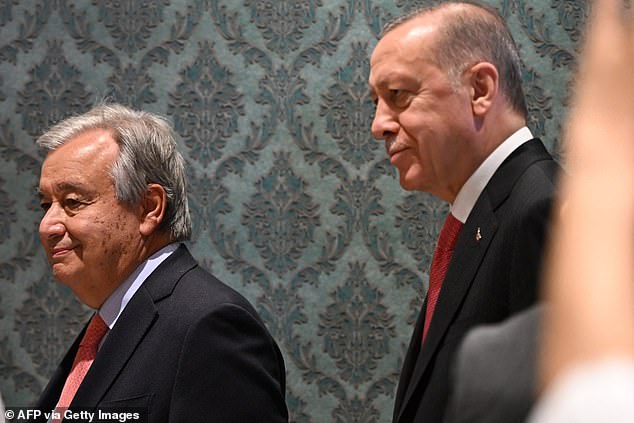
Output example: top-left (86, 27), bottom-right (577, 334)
top-left (475, 227), bottom-right (482, 242)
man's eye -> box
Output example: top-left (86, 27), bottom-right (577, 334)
top-left (392, 90), bottom-right (409, 107)
top-left (40, 202), bottom-right (51, 211)
top-left (64, 198), bottom-right (83, 209)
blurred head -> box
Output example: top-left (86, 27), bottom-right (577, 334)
top-left (37, 104), bottom-right (191, 307)
top-left (369, 1), bottom-right (527, 202)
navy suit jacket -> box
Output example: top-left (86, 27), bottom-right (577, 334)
top-left (393, 139), bottom-right (559, 423)
top-left (36, 245), bottom-right (289, 422)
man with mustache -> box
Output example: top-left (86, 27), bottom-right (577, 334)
top-left (368, 2), bottom-right (559, 422)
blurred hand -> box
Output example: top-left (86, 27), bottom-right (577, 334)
top-left (540, 0), bottom-right (634, 389)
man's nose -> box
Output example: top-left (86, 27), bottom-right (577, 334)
top-left (39, 204), bottom-right (66, 241)
top-left (371, 100), bottom-right (399, 140)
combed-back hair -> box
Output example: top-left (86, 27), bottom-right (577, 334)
top-left (37, 103), bottom-right (192, 241)
top-left (383, 1), bottom-right (528, 117)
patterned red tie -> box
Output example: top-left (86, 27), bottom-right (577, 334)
top-left (422, 213), bottom-right (463, 342)
top-left (55, 314), bottom-right (108, 420)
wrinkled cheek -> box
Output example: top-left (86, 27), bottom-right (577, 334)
top-left (100, 236), bottom-right (112, 257)
top-left (99, 223), bottom-right (137, 262)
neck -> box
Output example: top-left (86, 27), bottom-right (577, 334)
top-left (440, 110), bottom-right (526, 204)
top-left (139, 232), bottom-right (173, 263)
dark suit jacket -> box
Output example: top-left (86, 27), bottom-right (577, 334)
top-left (36, 245), bottom-right (289, 423)
top-left (393, 139), bottom-right (559, 423)
top-left (444, 305), bottom-right (543, 423)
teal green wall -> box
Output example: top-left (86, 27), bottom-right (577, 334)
top-left (0, 1), bottom-right (585, 421)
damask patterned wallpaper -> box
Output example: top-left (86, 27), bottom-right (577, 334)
top-left (0, 1), bottom-right (586, 421)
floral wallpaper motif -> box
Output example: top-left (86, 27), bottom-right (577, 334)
top-left (0, 1), bottom-right (585, 421)
top-left (243, 152), bottom-right (321, 276)
top-left (168, 40), bottom-right (246, 166)
top-left (15, 275), bottom-right (91, 377)
top-left (246, 0), bottom-right (322, 56)
top-left (319, 262), bottom-right (396, 388)
top-left (17, 41), bottom-right (93, 137)
top-left (320, 43), bottom-right (378, 169)
top-left (95, 0), bottom-right (171, 55)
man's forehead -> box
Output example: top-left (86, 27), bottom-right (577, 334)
top-left (46, 180), bottom-right (92, 191)
top-left (369, 67), bottom-right (415, 89)
top-left (37, 178), bottom-right (96, 196)
top-left (38, 132), bottom-right (117, 195)
top-left (369, 39), bottom-right (436, 89)
top-left (371, 21), bottom-right (438, 67)
top-left (383, 14), bottom-right (438, 44)
top-left (65, 129), bottom-right (117, 153)
top-left (41, 130), bottom-right (118, 171)
top-left (398, 21), bottom-right (437, 42)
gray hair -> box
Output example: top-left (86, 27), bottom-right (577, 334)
top-left (383, 1), bottom-right (527, 117)
top-left (37, 103), bottom-right (192, 241)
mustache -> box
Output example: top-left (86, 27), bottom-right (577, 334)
top-left (385, 139), bottom-right (407, 155)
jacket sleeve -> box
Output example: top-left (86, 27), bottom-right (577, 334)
top-left (508, 192), bottom-right (556, 312)
top-left (169, 302), bottom-right (288, 422)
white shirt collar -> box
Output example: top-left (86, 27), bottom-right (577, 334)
top-left (451, 127), bottom-right (533, 223)
top-left (98, 243), bottom-right (180, 329)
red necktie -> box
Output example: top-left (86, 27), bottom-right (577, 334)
top-left (422, 213), bottom-right (463, 342)
top-left (55, 314), bottom-right (108, 419)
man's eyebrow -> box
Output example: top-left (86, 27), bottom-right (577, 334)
top-left (37, 182), bottom-right (93, 198)
top-left (55, 182), bottom-right (92, 193)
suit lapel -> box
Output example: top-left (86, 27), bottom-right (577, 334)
top-left (397, 197), bottom-right (498, 422)
top-left (421, 196), bottom-right (497, 358)
top-left (70, 288), bottom-right (158, 408)
top-left (393, 297), bottom-right (427, 420)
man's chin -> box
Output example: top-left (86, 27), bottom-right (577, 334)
top-left (51, 265), bottom-right (81, 287)
top-left (399, 172), bottom-right (424, 192)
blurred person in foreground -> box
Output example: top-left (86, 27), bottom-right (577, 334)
top-left (35, 104), bottom-right (288, 422)
top-left (446, 1), bottom-right (633, 422)
top-left (368, 2), bottom-right (559, 422)
top-left (532, 0), bottom-right (634, 420)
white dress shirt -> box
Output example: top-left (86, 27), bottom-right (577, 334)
top-left (97, 242), bottom-right (180, 348)
top-left (451, 127), bottom-right (534, 222)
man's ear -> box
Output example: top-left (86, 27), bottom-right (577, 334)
top-left (468, 62), bottom-right (499, 117)
top-left (139, 184), bottom-right (167, 236)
